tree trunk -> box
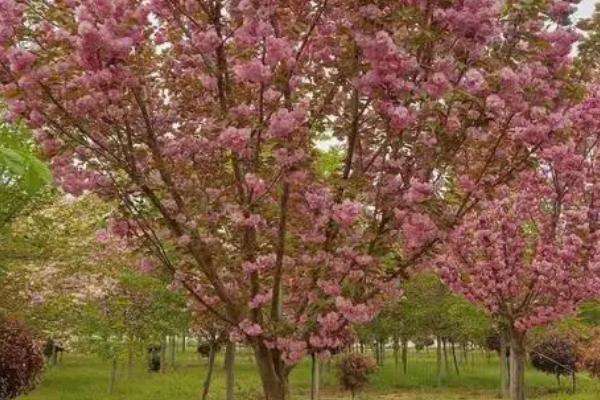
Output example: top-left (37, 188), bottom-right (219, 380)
top-left (380, 340), bottom-right (385, 366)
top-left (311, 354), bottom-right (320, 400)
top-left (128, 342), bottom-right (134, 380)
top-left (500, 333), bottom-right (510, 399)
top-left (451, 341), bottom-right (460, 376)
top-left (572, 372), bottom-right (576, 393)
top-left (373, 341), bottom-right (380, 365)
top-left (182, 332), bottom-right (186, 353)
top-left (160, 337), bottom-right (167, 373)
top-left (254, 343), bottom-right (290, 400)
top-left (401, 339), bottom-right (408, 375)
top-left (225, 341), bottom-right (236, 400)
top-left (201, 343), bottom-right (216, 400)
top-left (442, 338), bottom-right (449, 376)
top-left (108, 357), bottom-right (118, 394)
top-left (509, 328), bottom-right (526, 400)
top-left (436, 336), bottom-right (446, 386)
top-left (50, 345), bottom-right (58, 366)
top-left (170, 336), bottom-right (176, 368)
top-left (393, 337), bottom-right (399, 370)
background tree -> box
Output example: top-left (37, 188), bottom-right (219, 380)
top-left (441, 157), bottom-right (600, 400)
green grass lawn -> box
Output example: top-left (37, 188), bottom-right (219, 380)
top-left (21, 348), bottom-right (600, 400)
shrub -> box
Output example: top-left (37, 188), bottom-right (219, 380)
top-left (413, 337), bottom-right (434, 351)
top-left (484, 334), bottom-right (510, 357)
top-left (579, 334), bottom-right (600, 380)
top-left (484, 334), bottom-right (501, 353)
top-left (0, 318), bottom-right (44, 400)
top-left (337, 353), bottom-right (378, 399)
top-left (530, 335), bottom-right (577, 390)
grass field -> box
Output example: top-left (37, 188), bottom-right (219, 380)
top-left (21, 347), bottom-right (600, 400)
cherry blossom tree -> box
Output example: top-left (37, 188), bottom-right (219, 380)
top-left (0, 0), bottom-right (589, 398)
top-left (440, 89), bottom-right (600, 399)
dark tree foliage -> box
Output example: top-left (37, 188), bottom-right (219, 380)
top-left (0, 318), bottom-right (44, 400)
top-left (197, 342), bottom-right (220, 358)
top-left (337, 353), bottom-right (378, 398)
top-left (414, 337), bottom-right (434, 351)
top-left (147, 345), bottom-right (161, 372)
top-left (484, 334), bottom-right (501, 353)
top-left (530, 336), bottom-right (578, 378)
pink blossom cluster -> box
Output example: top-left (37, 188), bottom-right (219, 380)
top-left (441, 165), bottom-right (600, 332)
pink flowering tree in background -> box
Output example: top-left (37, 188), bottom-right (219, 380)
top-left (440, 90), bottom-right (600, 400)
top-left (0, 0), bottom-right (590, 398)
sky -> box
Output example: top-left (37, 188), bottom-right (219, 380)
top-left (577, 0), bottom-right (598, 20)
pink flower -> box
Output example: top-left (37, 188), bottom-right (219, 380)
top-left (192, 29), bottom-right (221, 53)
top-left (332, 200), bottom-right (362, 227)
top-left (138, 257), bottom-right (156, 274)
top-left (486, 94), bottom-right (505, 114)
top-left (96, 228), bottom-right (110, 242)
top-left (384, 105), bottom-right (414, 133)
top-left (461, 69), bottom-right (487, 94)
top-left (335, 297), bottom-right (375, 324)
top-left (218, 127), bottom-right (251, 154)
top-left (425, 72), bottom-right (450, 98)
top-left (267, 108), bottom-right (305, 138)
top-left (549, 1), bottom-right (574, 21)
top-left (177, 234), bottom-right (192, 247)
top-left (266, 36), bottom-right (293, 66)
top-left (234, 59), bottom-right (272, 84)
top-left (249, 291), bottom-right (272, 309)
top-left (8, 48), bottom-right (36, 73)
top-left (404, 178), bottom-right (432, 204)
top-left (239, 319), bottom-right (263, 337)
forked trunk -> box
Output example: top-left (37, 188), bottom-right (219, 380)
top-left (509, 328), bottom-right (526, 400)
top-left (254, 343), bottom-right (290, 400)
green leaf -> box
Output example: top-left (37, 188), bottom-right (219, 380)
top-left (0, 147), bottom-right (28, 176)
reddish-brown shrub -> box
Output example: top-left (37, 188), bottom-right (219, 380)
top-left (530, 336), bottom-right (578, 379)
top-left (337, 353), bottom-right (378, 398)
top-left (0, 318), bottom-right (44, 400)
top-left (579, 334), bottom-right (600, 379)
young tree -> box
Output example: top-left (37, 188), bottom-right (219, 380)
top-left (441, 150), bottom-right (600, 400)
top-left (0, 1), bottom-right (588, 398)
